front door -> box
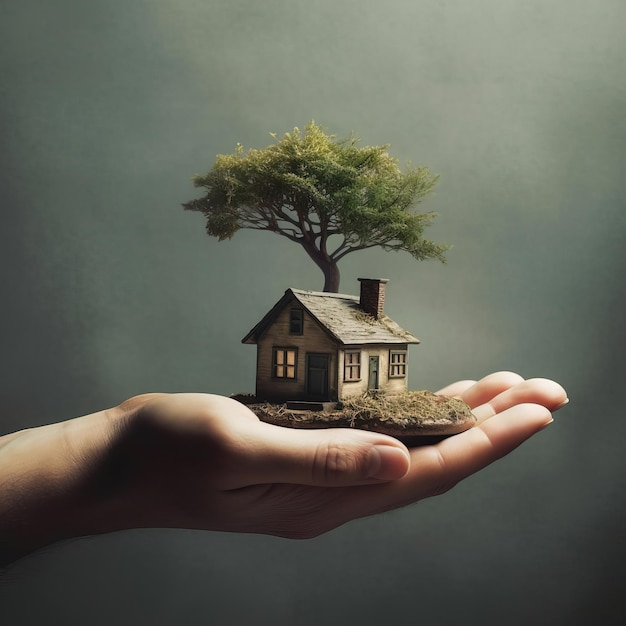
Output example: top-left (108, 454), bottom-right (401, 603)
top-left (306, 354), bottom-right (329, 398)
top-left (368, 356), bottom-right (380, 390)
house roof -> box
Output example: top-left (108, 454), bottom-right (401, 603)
top-left (242, 288), bottom-right (420, 346)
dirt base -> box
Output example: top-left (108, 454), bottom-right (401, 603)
top-left (232, 390), bottom-right (476, 445)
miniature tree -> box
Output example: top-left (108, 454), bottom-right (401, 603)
top-left (183, 121), bottom-right (448, 292)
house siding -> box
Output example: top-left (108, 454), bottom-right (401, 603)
top-left (256, 301), bottom-right (339, 401)
top-left (338, 344), bottom-right (409, 400)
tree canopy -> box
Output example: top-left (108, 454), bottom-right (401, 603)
top-left (183, 121), bottom-right (449, 292)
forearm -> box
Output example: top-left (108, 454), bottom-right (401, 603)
top-left (0, 407), bottom-right (130, 567)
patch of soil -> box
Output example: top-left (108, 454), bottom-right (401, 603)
top-left (232, 390), bottom-right (476, 445)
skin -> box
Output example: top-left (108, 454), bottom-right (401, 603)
top-left (0, 371), bottom-right (567, 567)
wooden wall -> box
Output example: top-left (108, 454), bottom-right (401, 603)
top-left (253, 297), bottom-right (412, 402)
top-left (255, 302), bottom-right (338, 401)
top-left (338, 344), bottom-right (409, 400)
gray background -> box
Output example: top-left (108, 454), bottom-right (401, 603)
top-left (1, 1), bottom-right (624, 624)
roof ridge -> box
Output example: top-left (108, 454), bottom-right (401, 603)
top-left (289, 288), bottom-right (359, 300)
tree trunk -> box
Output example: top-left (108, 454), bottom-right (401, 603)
top-left (321, 261), bottom-right (340, 293)
top-left (299, 240), bottom-right (341, 292)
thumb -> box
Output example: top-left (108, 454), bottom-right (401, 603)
top-left (235, 423), bottom-right (411, 487)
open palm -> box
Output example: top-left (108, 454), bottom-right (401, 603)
top-left (106, 371), bottom-right (566, 539)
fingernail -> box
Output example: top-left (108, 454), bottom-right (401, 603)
top-left (553, 398), bottom-right (569, 411)
top-left (540, 417), bottom-right (554, 430)
top-left (367, 445), bottom-right (410, 480)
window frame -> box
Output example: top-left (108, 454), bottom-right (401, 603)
top-left (289, 308), bottom-right (304, 335)
top-left (343, 350), bottom-right (362, 382)
top-left (388, 350), bottom-right (407, 378)
top-left (272, 347), bottom-right (298, 381)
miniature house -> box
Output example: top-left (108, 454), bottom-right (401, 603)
top-left (242, 278), bottom-right (419, 403)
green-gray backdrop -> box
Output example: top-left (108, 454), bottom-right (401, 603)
top-left (1, 1), bottom-right (625, 624)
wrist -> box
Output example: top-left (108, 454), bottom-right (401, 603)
top-left (0, 404), bottom-right (133, 566)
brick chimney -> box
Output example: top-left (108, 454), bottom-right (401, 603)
top-left (358, 278), bottom-right (388, 319)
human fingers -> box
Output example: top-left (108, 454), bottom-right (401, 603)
top-left (330, 402), bottom-right (554, 521)
top-left (457, 371), bottom-right (526, 409)
top-left (223, 375), bottom-right (562, 490)
top-left (228, 422), bottom-right (411, 489)
top-left (471, 378), bottom-right (568, 423)
top-left (435, 379), bottom-right (476, 397)
top-left (406, 402), bottom-right (553, 497)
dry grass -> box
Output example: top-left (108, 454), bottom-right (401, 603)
top-left (233, 390), bottom-right (475, 437)
top-left (338, 390), bottom-right (472, 425)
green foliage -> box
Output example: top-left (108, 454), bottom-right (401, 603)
top-left (184, 121), bottom-right (449, 290)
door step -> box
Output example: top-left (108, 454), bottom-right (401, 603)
top-left (285, 401), bottom-right (337, 412)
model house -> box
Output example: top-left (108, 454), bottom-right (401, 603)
top-left (242, 278), bottom-right (419, 403)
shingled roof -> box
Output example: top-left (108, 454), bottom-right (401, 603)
top-left (242, 287), bottom-right (420, 346)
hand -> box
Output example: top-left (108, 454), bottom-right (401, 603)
top-left (0, 371), bottom-right (566, 565)
top-left (85, 371), bottom-right (567, 539)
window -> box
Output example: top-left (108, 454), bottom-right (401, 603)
top-left (344, 350), bottom-right (361, 381)
top-left (289, 308), bottom-right (303, 335)
top-left (389, 351), bottom-right (407, 378)
top-left (273, 348), bottom-right (297, 379)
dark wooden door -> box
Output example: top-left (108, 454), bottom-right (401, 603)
top-left (306, 354), bottom-right (329, 398)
